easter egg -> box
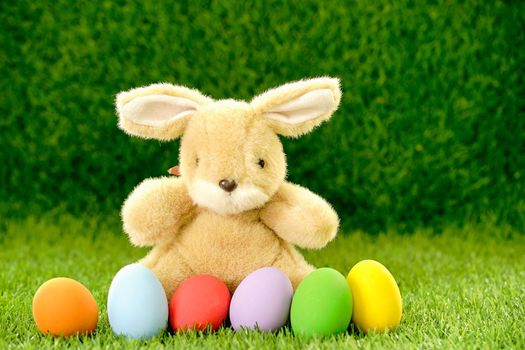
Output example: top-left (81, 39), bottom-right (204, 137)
top-left (346, 260), bottom-right (402, 333)
top-left (107, 264), bottom-right (168, 339)
top-left (32, 277), bottom-right (98, 336)
top-left (290, 268), bottom-right (352, 337)
top-left (169, 275), bottom-right (230, 332)
top-left (230, 267), bottom-right (293, 332)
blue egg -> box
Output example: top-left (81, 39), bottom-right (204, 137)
top-left (107, 263), bottom-right (168, 339)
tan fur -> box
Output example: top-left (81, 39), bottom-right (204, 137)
top-left (116, 77), bottom-right (341, 297)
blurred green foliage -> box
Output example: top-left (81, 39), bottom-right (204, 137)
top-left (1, 0), bottom-right (524, 232)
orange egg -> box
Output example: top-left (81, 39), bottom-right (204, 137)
top-left (32, 277), bottom-right (98, 336)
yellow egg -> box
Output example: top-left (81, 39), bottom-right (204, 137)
top-left (346, 260), bottom-right (402, 333)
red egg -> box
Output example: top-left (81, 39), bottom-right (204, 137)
top-left (169, 275), bottom-right (230, 332)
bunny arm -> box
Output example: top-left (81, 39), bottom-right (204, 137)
top-left (121, 176), bottom-right (195, 247)
top-left (260, 182), bottom-right (339, 249)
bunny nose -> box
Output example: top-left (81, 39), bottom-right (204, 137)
top-left (219, 179), bottom-right (237, 192)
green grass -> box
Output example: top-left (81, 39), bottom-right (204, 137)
top-left (1, 214), bottom-right (523, 349)
top-left (1, 0), bottom-right (524, 232)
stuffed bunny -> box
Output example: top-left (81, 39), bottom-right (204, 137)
top-left (116, 77), bottom-right (341, 297)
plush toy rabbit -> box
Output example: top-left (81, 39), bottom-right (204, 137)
top-left (116, 77), bottom-right (341, 297)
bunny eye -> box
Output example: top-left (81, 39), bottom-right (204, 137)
top-left (195, 157), bottom-right (199, 166)
top-left (258, 159), bottom-right (265, 169)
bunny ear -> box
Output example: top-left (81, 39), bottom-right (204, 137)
top-left (116, 83), bottom-right (212, 141)
top-left (251, 77), bottom-right (341, 137)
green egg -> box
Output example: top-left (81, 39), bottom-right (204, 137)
top-left (290, 268), bottom-right (353, 337)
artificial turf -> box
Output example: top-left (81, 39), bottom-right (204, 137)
top-left (1, 214), bottom-right (523, 349)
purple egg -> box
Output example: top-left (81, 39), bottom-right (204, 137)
top-left (230, 267), bottom-right (293, 332)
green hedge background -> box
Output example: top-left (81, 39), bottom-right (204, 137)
top-left (1, 0), bottom-right (524, 232)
